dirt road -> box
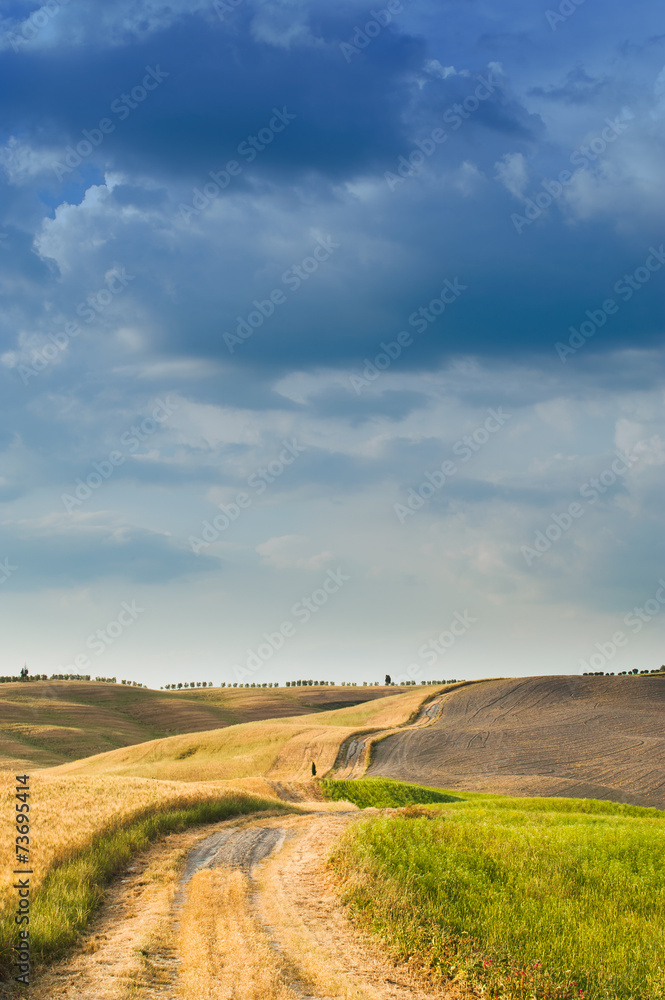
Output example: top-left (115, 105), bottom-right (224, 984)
top-left (28, 806), bottom-right (458, 1000)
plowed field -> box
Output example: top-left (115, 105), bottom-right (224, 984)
top-left (365, 675), bottom-right (665, 808)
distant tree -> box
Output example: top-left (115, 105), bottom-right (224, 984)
top-left (385, 674), bottom-right (391, 685)
top-left (20, 665), bottom-right (29, 681)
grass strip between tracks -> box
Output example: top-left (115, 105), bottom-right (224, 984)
top-left (0, 792), bottom-right (292, 983)
top-left (327, 779), bottom-right (665, 1000)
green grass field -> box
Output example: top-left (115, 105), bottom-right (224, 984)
top-left (321, 776), bottom-right (460, 808)
top-left (326, 779), bottom-right (665, 999)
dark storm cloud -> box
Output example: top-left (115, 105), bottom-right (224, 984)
top-left (0, 10), bottom-right (426, 185)
top-left (3, 0), bottom-right (663, 381)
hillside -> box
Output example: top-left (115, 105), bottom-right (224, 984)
top-left (43, 687), bottom-right (436, 782)
top-left (0, 680), bottom-right (401, 771)
top-left (366, 674), bottom-right (665, 809)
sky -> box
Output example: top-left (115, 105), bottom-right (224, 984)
top-left (0, 0), bottom-right (663, 688)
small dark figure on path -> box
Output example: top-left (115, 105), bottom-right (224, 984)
top-left (311, 762), bottom-right (316, 777)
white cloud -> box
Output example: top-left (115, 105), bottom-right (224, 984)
top-left (0, 137), bottom-right (58, 183)
top-left (494, 152), bottom-right (529, 198)
top-left (425, 60), bottom-right (458, 79)
top-left (249, 0), bottom-right (323, 49)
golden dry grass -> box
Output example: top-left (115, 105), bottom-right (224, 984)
top-left (44, 689), bottom-right (432, 782)
top-left (0, 771), bottom-right (281, 934)
top-left (179, 869), bottom-right (293, 1000)
top-left (0, 681), bottom-right (399, 771)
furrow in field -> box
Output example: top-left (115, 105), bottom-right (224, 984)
top-left (365, 675), bottom-right (665, 808)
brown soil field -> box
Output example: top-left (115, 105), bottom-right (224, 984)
top-left (0, 681), bottom-right (398, 771)
top-left (365, 675), bottom-right (665, 809)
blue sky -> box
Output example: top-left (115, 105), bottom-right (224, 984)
top-left (1, 0), bottom-right (663, 686)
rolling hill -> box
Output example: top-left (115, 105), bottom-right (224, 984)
top-left (0, 680), bottom-right (401, 770)
top-left (43, 687), bottom-right (436, 783)
top-left (365, 674), bottom-right (665, 808)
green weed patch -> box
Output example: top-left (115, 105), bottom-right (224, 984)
top-left (321, 776), bottom-right (460, 809)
